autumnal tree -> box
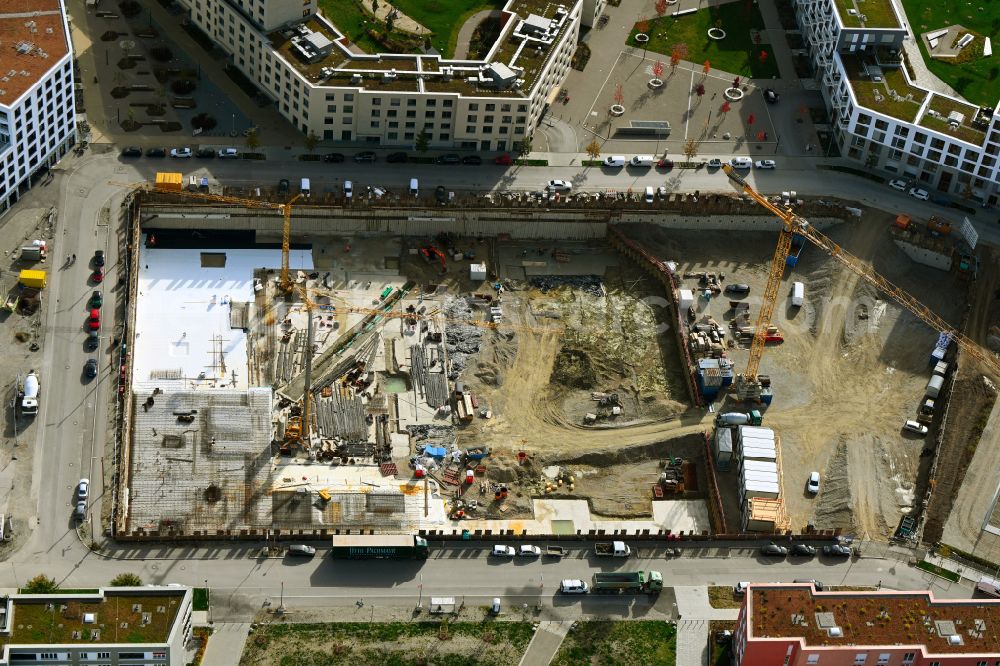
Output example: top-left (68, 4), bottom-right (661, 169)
top-left (110, 573), bottom-right (143, 587)
top-left (23, 575), bottom-right (58, 594)
top-left (703, 60), bottom-right (711, 76)
top-left (747, 113), bottom-right (756, 127)
top-left (613, 83), bottom-right (624, 106)
top-left (636, 15), bottom-right (649, 34)
top-left (371, 0), bottom-right (378, 13)
top-left (586, 139), bottom-right (602, 160)
top-left (733, 76), bottom-right (741, 88)
top-left (652, 60), bottom-right (665, 78)
top-left (695, 83), bottom-right (705, 97)
top-left (682, 138), bottom-right (699, 163)
top-left (759, 50), bottom-right (769, 64)
top-left (304, 131), bottom-right (319, 152)
top-left (721, 100), bottom-right (732, 116)
top-left (670, 48), bottom-right (681, 74)
top-left (655, 0), bottom-right (668, 17)
top-left (756, 130), bottom-right (767, 142)
top-left (245, 128), bottom-right (260, 151)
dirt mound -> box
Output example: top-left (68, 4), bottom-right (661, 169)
top-left (551, 347), bottom-right (597, 388)
top-left (813, 439), bottom-right (856, 532)
top-left (550, 433), bottom-right (704, 467)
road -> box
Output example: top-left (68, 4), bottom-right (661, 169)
top-left (1, 148), bottom-right (986, 617)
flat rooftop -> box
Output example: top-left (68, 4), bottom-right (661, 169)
top-left (749, 585), bottom-right (1000, 654)
top-left (919, 93), bottom-right (987, 147)
top-left (1, 589), bottom-right (185, 646)
top-left (0, 0), bottom-right (70, 103)
top-left (841, 54), bottom-right (923, 124)
top-left (833, 0), bottom-right (901, 29)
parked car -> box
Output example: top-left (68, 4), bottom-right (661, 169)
top-left (353, 151), bottom-right (377, 162)
top-left (730, 157), bottom-right (753, 169)
top-left (755, 159), bottom-right (776, 169)
top-left (724, 283), bottom-right (751, 295)
top-left (546, 179), bottom-right (572, 192)
top-left (435, 185), bottom-right (448, 203)
top-left (386, 152), bottom-right (409, 163)
top-left (195, 147), bottom-right (215, 159)
top-left (217, 147), bottom-right (239, 159)
top-left (73, 501), bottom-right (87, 520)
top-left (323, 152), bottom-right (346, 163)
top-left (903, 419), bottom-right (928, 435)
top-left (343, 180), bottom-right (353, 199)
top-left (734, 581), bottom-right (750, 595)
top-left (287, 544), bottom-right (316, 557)
top-left (145, 147), bottom-right (166, 158)
top-left (462, 155), bottom-right (482, 165)
top-left (494, 153), bottom-right (513, 166)
top-left (518, 545), bottom-right (541, 557)
top-left (760, 542), bottom-right (788, 557)
top-left (85, 331), bottom-right (99, 352)
top-left (278, 179), bottom-right (290, 195)
top-left (888, 178), bottom-right (908, 191)
top-left (91, 269), bottom-right (104, 284)
top-left (93, 250), bottom-right (105, 267)
top-left (491, 545), bottom-right (516, 557)
top-left (791, 544), bottom-right (817, 557)
top-left (656, 158), bottom-right (674, 169)
top-left (87, 309), bottom-right (100, 330)
top-left (77, 478), bottom-right (90, 501)
top-left (435, 153), bottom-right (461, 165)
top-left (169, 147), bottom-right (192, 158)
top-left (84, 358), bottom-right (98, 379)
top-left (657, 185), bottom-right (668, 199)
top-left (806, 471), bottom-right (820, 494)
top-left (644, 186), bottom-right (655, 203)
top-left (763, 88), bottom-right (780, 104)
top-left (823, 544), bottom-right (852, 557)
top-left (707, 158), bottom-right (723, 169)
top-left (908, 187), bottom-right (930, 201)
top-left (120, 146), bottom-right (142, 158)
top-left (794, 578), bottom-right (824, 590)
top-left (559, 579), bottom-right (589, 594)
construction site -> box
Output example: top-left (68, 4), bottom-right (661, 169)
top-left (110, 174), bottom-right (1000, 545)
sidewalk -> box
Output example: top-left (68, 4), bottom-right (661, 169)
top-left (673, 586), bottom-right (741, 666)
top-left (756, 0), bottom-right (800, 84)
top-left (199, 622), bottom-right (251, 666)
top-left (518, 620), bottom-right (574, 666)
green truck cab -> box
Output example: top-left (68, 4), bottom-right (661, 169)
top-left (591, 570), bottom-right (663, 594)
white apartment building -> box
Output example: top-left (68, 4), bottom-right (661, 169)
top-left (0, 0), bottom-right (76, 213)
top-left (176, 0), bottom-right (587, 150)
top-left (0, 586), bottom-right (193, 666)
top-left (794, 0), bottom-right (1000, 207)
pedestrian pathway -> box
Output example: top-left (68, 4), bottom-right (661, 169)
top-left (453, 10), bottom-right (501, 60)
top-left (199, 622), bottom-right (251, 666)
top-left (518, 620), bottom-right (574, 666)
top-left (673, 586), bottom-right (740, 666)
top-left (756, 0), bottom-right (800, 84)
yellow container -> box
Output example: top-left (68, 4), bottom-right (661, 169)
top-left (155, 172), bottom-right (183, 192)
top-left (19, 269), bottom-right (46, 289)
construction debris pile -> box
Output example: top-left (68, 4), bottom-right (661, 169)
top-left (529, 275), bottom-right (604, 296)
top-left (444, 298), bottom-right (484, 379)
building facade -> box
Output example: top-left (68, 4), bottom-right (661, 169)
top-left (0, 0), bottom-right (76, 214)
top-left (794, 0), bottom-right (1000, 207)
top-left (735, 583), bottom-right (1000, 666)
top-left (175, 0), bottom-right (586, 150)
top-left (0, 586), bottom-right (193, 666)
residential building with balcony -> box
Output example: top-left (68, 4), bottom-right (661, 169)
top-left (0, 0), bottom-right (76, 214)
top-left (794, 0), bottom-right (1000, 207)
top-left (176, 0), bottom-right (586, 151)
top-left (735, 583), bottom-right (1000, 665)
top-left (0, 586), bottom-right (193, 666)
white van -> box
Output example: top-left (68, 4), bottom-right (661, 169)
top-left (300, 178), bottom-right (311, 196)
top-left (791, 281), bottom-right (804, 307)
top-left (409, 178), bottom-right (419, 196)
top-left (730, 157), bottom-right (753, 169)
top-left (630, 155), bottom-right (655, 167)
top-left (603, 155), bottom-right (626, 167)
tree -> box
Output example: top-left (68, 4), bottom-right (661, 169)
top-left (733, 76), bottom-right (741, 89)
top-left (695, 83), bottom-right (705, 98)
top-left (415, 128), bottom-right (430, 152)
top-left (670, 48), bottom-right (681, 74)
top-left (110, 573), bottom-right (143, 587)
top-left (655, 0), bottom-right (668, 17)
top-left (682, 138), bottom-right (698, 163)
top-left (746, 113), bottom-right (756, 128)
top-left (756, 130), bottom-right (767, 142)
top-left (519, 134), bottom-right (533, 157)
top-left (371, 0), bottom-right (378, 13)
top-left (652, 60), bottom-right (664, 79)
top-left (23, 574), bottom-right (58, 594)
top-left (759, 50), bottom-right (769, 64)
top-left (703, 60), bottom-right (711, 76)
top-left (586, 139), bottom-right (602, 160)
top-left (636, 15), bottom-right (649, 34)
top-left (720, 100), bottom-right (731, 117)
top-left (304, 131), bottom-right (319, 152)
top-left (385, 14), bottom-right (395, 34)
top-left (613, 83), bottom-right (624, 106)
top-left (245, 128), bottom-right (260, 151)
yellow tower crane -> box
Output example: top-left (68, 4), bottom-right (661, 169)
top-left (720, 163), bottom-right (1000, 401)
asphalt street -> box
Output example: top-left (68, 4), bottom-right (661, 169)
top-left (2, 148), bottom-right (985, 619)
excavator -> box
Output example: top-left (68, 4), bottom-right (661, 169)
top-left (420, 246), bottom-right (447, 274)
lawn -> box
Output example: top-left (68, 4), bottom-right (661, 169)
top-left (901, 0), bottom-right (1000, 106)
top-left (708, 585), bottom-right (743, 609)
top-left (627, 3), bottom-right (780, 79)
top-left (317, 0), bottom-right (388, 54)
top-left (551, 621), bottom-right (677, 666)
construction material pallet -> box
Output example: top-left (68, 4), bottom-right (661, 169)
top-left (380, 463), bottom-right (398, 477)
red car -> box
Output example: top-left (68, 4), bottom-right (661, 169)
top-left (657, 158), bottom-right (674, 170)
top-left (88, 309), bottom-right (100, 331)
top-left (91, 269), bottom-right (104, 283)
top-left (494, 154), bottom-right (513, 166)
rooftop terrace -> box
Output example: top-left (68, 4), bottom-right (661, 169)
top-left (841, 54), bottom-right (923, 123)
top-left (750, 585), bottom-right (1000, 654)
top-left (2, 591), bottom-right (184, 646)
top-left (833, 0), bottom-right (901, 29)
top-left (919, 93), bottom-right (988, 146)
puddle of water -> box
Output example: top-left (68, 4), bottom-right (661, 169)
top-left (383, 376), bottom-right (408, 393)
top-left (551, 520), bottom-right (575, 535)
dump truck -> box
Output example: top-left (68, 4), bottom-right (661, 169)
top-left (715, 410), bottom-right (762, 426)
top-left (19, 241), bottom-right (47, 262)
top-left (329, 534), bottom-right (429, 560)
top-left (594, 541), bottom-right (631, 557)
top-left (20, 371), bottom-right (39, 416)
top-left (591, 570), bottom-right (663, 594)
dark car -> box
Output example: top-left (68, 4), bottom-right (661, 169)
top-left (657, 158), bottom-right (674, 170)
top-left (763, 88), bottom-right (780, 104)
top-left (93, 250), bottom-right (105, 267)
top-left (386, 152), bottom-right (409, 163)
top-left (353, 151), bottom-right (377, 163)
top-left (435, 185), bottom-right (448, 203)
top-left (436, 153), bottom-right (461, 165)
top-left (822, 544), bottom-right (852, 558)
top-left (287, 544), bottom-right (316, 557)
top-left (760, 542), bottom-right (788, 557)
top-left (724, 283), bottom-right (751, 295)
top-left (278, 179), bottom-right (290, 195)
top-left (145, 147), bottom-right (166, 158)
top-left (462, 155), bottom-right (482, 165)
top-left (84, 358), bottom-right (98, 379)
top-left (121, 146), bottom-right (142, 158)
top-left (85, 331), bottom-right (99, 351)
top-left (91, 290), bottom-right (103, 308)
top-left (195, 147), bottom-right (215, 159)
top-left (790, 544), bottom-right (817, 557)
top-left (323, 152), bottom-right (345, 163)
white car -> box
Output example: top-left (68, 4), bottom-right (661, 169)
top-left (78, 478), bottom-right (90, 501)
top-left (518, 545), bottom-right (541, 557)
top-left (903, 419), bottom-right (928, 435)
top-left (888, 179), bottom-right (908, 191)
top-left (644, 186), bottom-right (655, 203)
top-left (806, 471), bottom-right (820, 495)
top-left (546, 179), bottom-right (572, 192)
top-left (559, 579), bottom-right (589, 594)
top-left (491, 545), bottom-right (516, 557)
top-left (169, 147), bottom-right (192, 158)
top-left (217, 147), bottom-right (239, 158)
top-left (734, 581), bottom-right (750, 595)
top-left (707, 158), bottom-right (723, 168)
top-left (344, 180), bottom-right (353, 199)
top-left (908, 187), bottom-right (930, 201)
top-left (755, 160), bottom-right (776, 169)
top-left (657, 185), bottom-right (668, 198)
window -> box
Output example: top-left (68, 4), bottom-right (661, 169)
top-left (406, 110), bottom-right (416, 118)
top-left (426, 99), bottom-right (436, 107)
top-left (372, 98), bottom-right (382, 106)
top-left (876, 655), bottom-right (889, 665)
top-left (485, 103), bottom-right (495, 111)
top-left (344, 94), bottom-right (354, 101)
top-left (467, 115), bottom-right (478, 123)
top-left (901, 654), bottom-right (915, 665)
top-left (807, 656), bottom-right (819, 665)
top-left (484, 115), bottom-right (494, 123)
top-left (466, 125), bottom-right (476, 133)
top-left (407, 99), bottom-right (416, 107)
top-left (853, 654), bottom-right (867, 666)
top-left (390, 98), bottom-right (401, 106)
top-left (469, 103), bottom-right (479, 111)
